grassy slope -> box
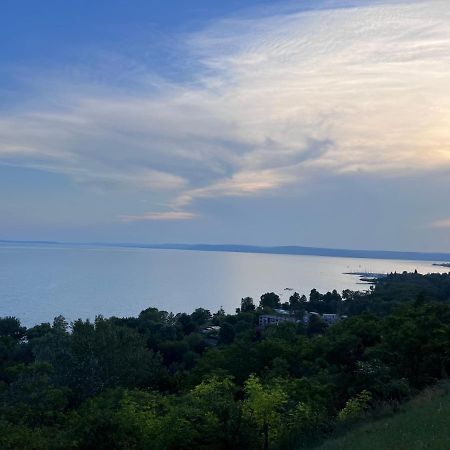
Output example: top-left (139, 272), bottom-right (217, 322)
top-left (314, 386), bottom-right (450, 450)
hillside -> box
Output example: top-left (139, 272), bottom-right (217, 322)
top-left (2, 240), bottom-right (450, 262)
top-left (313, 385), bottom-right (450, 450)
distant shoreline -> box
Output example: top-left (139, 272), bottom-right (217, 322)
top-left (1, 239), bottom-right (450, 263)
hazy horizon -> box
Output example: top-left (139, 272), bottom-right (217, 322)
top-left (2, 238), bottom-right (450, 263)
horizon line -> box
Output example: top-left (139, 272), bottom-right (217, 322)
top-left (1, 239), bottom-right (450, 263)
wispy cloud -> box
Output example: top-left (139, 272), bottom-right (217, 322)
top-left (120, 211), bottom-right (196, 222)
top-left (429, 218), bottom-right (450, 228)
top-left (1, 0), bottom-right (450, 217)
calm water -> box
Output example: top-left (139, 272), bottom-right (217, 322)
top-left (0, 244), bottom-right (447, 326)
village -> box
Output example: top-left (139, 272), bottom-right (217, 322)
top-left (258, 309), bottom-right (345, 328)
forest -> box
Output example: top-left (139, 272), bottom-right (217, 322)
top-left (1, 271), bottom-right (450, 449)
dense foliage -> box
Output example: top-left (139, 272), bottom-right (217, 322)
top-left (1, 272), bottom-right (450, 449)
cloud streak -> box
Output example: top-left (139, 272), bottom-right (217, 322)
top-left (120, 211), bottom-right (197, 222)
top-left (429, 218), bottom-right (450, 229)
top-left (1, 0), bottom-right (450, 219)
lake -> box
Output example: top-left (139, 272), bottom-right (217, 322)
top-left (0, 243), bottom-right (447, 326)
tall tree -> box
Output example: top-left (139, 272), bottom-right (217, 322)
top-left (241, 297), bottom-right (256, 312)
top-left (259, 293), bottom-right (281, 310)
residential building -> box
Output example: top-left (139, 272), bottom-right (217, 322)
top-left (259, 314), bottom-right (297, 328)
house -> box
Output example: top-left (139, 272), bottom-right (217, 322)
top-left (260, 312), bottom-right (345, 329)
top-left (303, 312), bottom-right (345, 325)
top-left (259, 314), bottom-right (297, 328)
top-left (322, 314), bottom-right (341, 325)
top-left (302, 311), bottom-right (320, 325)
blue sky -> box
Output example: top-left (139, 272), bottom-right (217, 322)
top-left (1, 0), bottom-right (450, 251)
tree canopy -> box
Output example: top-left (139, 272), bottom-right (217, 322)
top-left (1, 271), bottom-right (450, 449)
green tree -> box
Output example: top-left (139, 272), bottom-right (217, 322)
top-left (289, 292), bottom-right (301, 310)
top-left (191, 308), bottom-right (212, 326)
top-left (307, 314), bottom-right (327, 336)
top-left (241, 297), bottom-right (256, 313)
top-left (186, 377), bottom-right (244, 449)
top-left (0, 362), bottom-right (68, 427)
top-left (65, 389), bottom-right (161, 450)
top-left (243, 375), bottom-right (287, 450)
top-left (337, 390), bottom-right (372, 422)
top-left (0, 317), bottom-right (26, 342)
top-left (259, 293), bottom-right (281, 310)
top-left (218, 323), bottom-right (235, 345)
top-left (177, 314), bottom-right (196, 335)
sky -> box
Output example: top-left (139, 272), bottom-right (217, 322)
top-left (1, 0), bottom-right (450, 252)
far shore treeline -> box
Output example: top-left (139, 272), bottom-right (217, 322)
top-left (2, 239), bottom-right (450, 262)
top-left (1, 272), bottom-right (450, 449)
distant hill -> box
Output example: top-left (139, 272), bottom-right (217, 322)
top-left (145, 243), bottom-right (450, 262)
top-left (1, 240), bottom-right (450, 262)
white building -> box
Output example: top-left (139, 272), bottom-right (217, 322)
top-left (259, 314), bottom-right (297, 328)
top-left (260, 312), bottom-right (345, 329)
top-left (322, 314), bottom-right (341, 325)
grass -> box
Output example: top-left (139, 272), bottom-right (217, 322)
top-left (312, 384), bottom-right (450, 450)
